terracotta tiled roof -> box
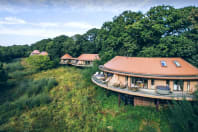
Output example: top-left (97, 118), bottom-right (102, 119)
top-left (31, 50), bottom-right (40, 54)
top-left (61, 53), bottom-right (72, 59)
top-left (103, 56), bottom-right (198, 76)
top-left (77, 54), bottom-right (100, 61)
top-left (40, 51), bottom-right (48, 56)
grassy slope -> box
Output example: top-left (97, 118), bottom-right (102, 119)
top-left (0, 63), bottom-right (170, 132)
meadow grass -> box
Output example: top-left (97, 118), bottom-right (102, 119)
top-left (0, 62), bottom-right (170, 132)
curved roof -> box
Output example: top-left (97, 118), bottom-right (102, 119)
top-left (31, 50), bottom-right (40, 54)
top-left (40, 51), bottom-right (48, 56)
top-left (61, 53), bottom-right (72, 59)
top-left (77, 54), bottom-right (100, 61)
top-left (103, 56), bottom-right (198, 78)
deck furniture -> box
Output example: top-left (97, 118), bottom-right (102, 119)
top-left (156, 86), bottom-right (171, 95)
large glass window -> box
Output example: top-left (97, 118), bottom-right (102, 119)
top-left (173, 80), bottom-right (184, 91)
top-left (85, 61), bottom-right (90, 65)
top-left (151, 79), bottom-right (154, 86)
top-left (166, 80), bottom-right (170, 87)
top-left (131, 77), bottom-right (148, 89)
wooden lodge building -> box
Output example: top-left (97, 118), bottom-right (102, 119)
top-left (71, 54), bottom-right (100, 67)
top-left (60, 53), bottom-right (74, 64)
top-left (92, 56), bottom-right (198, 107)
top-left (39, 51), bottom-right (48, 56)
top-left (30, 50), bottom-right (48, 56)
top-left (30, 50), bottom-right (40, 56)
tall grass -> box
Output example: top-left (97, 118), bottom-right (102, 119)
top-left (4, 59), bottom-right (37, 79)
top-left (4, 60), bottom-right (24, 72)
top-left (0, 65), bottom-right (170, 132)
top-left (0, 78), bottom-right (58, 125)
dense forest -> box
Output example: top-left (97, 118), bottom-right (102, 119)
top-left (0, 5), bottom-right (198, 66)
top-left (0, 5), bottom-right (198, 132)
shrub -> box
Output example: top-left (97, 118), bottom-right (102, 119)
top-left (0, 62), bottom-right (8, 90)
top-left (25, 55), bottom-right (55, 71)
top-left (27, 78), bottom-right (58, 96)
top-left (14, 79), bottom-right (31, 97)
top-left (14, 95), bottom-right (29, 110)
top-left (4, 61), bottom-right (24, 73)
top-left (166, 95), bottom-right (198, 132)
top-left (30, 93), bottom-right (52, 107)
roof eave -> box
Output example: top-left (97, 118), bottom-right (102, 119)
top-left (100, 65), bottom-right (198, 80)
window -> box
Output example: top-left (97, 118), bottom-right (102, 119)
top-left (143, 79), bottom-right (148, 89)
top-left (151, 79), bottom-right (155, 86)
top-left (173, 80), bottom-right (184, 91)
top-left (161, 61), bottom-right (167, 67)
top-left (166, 80), bottom-right (170, 86)
top-left (130, 77), bottom-right (148, 88)
top-left (187, 81), bottom-right (190, 92)
top-left (86, 61), bottom-right (90, 65)
top-left (174, 61), bottom-right (181, 67)
top-left (125, 76), bottom-right (128, 88)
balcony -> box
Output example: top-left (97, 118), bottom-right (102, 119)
top-left (71, 63), bottom-right (93, 67)
top-left (91, 75), bottom-right (194, 101)
top-left (71, 61), bottom-right (93, 67)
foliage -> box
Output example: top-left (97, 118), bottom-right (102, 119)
top-left (4, 59), bottom-right (24, 72)
top-left (166, 100), bottom-right (198, 132)
top-left (166, 85), bottom-right (198, 132)
top-left (0, 45), bottom-right (30, 62)
top-left (0, 62), bottom-right (8, 89)
top-left (0, 5), bottom-right (197, 67)
top-left (0, 60), bottom-right (169, 131)
top-left (26, 55), bottom-right (55, 71)
top-left (0, 77), bottom-right (57, 125)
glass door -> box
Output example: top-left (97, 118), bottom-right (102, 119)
top-left (173, 80), bottom-right (184, 91)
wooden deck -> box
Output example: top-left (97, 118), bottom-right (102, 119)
top-left (91, 75), bottom-right (195, 101)
top-left (71, 63), bottom-right (93, 67)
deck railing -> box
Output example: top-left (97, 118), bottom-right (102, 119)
top-left (92, 75), bottom-right (194, 101)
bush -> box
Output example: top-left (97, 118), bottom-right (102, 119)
top-left (0, 78), bottom-right (57, 125)
top-left (30, 93), bottom-right (52, 107)
top-left (166, 91), bottom-right (198, 132)
top-left (14, 95), bottom-right (29, 110)
top-left (4, 61), bottom-right (24, 73)
top-left (25, 55), bottom-right (55, 71)
top-left (14, 79), bottom-right (31, 97)
top-left (0, 62), bottom-right (8, 89)
top-left (27, 78), bottom-right (58, 96)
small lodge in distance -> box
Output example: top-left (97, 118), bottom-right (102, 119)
top-left (30, 50), bottom-right (48, 56)
top-left (72, 54), bottom-right (100, 67)
top-left (60, 53), bottom-right (100, 67)
top-left (60, 53), bottom-right (73, 64)
top-left (92, 56), bottom-right (198, 107)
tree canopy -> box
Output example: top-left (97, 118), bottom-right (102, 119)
top-left (0, 62), bottom-right (8, 89)
top-left (0, 5), bottom-right (197, 67)
top-left (26, 55), bottom-right (55, 71)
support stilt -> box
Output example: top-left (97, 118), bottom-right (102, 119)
top-left (156, 99), bottom-right (159, 111)
top-left (118, 93), bottom-right (121, 107)
top-left (124, 95), bottom-right (128, 105)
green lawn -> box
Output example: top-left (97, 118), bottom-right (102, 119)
top-left (0, 60), bottom-right (170, 132)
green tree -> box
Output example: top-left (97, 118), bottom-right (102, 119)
top-left (26, 55), bottom-right (55, 71)
top-left (0, 62), bottom-right (8, 89)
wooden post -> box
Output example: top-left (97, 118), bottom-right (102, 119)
top-left (118, 93), bottom-right (121, 107)
top-left (124, 95), bottom-right (128, 105)
top-left (156, 99), bottom-right (159, 111)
